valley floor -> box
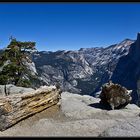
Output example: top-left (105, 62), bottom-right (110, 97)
top-left (0, 92), bottom-right (140, 137)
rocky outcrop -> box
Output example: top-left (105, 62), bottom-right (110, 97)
top-left (0, 92), bottom-right (140, 136)
top-left (0, 85), bottom-right (61, 131)
top-left (111, 33), bottom-right (140, 104)
top-left (99, 81), bottom-right (132, 110)
top-left (61, 92), bottom-right (140, 120)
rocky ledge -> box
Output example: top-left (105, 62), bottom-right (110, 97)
top-left (0, 85), bottom-right (61, 131)
top-left (0, 86), bottom-right (140, 137)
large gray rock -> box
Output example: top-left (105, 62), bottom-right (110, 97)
top-left (0, 116), bottom-right (117, 136)
top-left (60, 92), bottom-right (140, 120)
top-left (100, 118), bottom-right (140, 137)
top-left (0, 84), bottom-right (35, 96)
top-left (0, 92), bottom-right (139, 136)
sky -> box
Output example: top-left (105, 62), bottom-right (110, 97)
top-left (0, 3), bottom-right (140, 51)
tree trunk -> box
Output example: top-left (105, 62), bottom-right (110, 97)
top-left (4, 84), bottom-right (7, 96)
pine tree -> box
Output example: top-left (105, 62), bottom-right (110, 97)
top-left (0, 37), bottom-right (37, 95)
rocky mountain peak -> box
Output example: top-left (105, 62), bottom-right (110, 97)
top-left (111, 33), bottom-right (140, 105)
top-left (116, 39), bottom-right (134, 48)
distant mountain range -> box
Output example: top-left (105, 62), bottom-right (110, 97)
top-left (31, 35), bottom-right (139, 103)
top-left (1, 33), bottom-right (140, 105)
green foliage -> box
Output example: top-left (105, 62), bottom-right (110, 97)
top-left (0, 74), bottom-right (9, 85)
top-left (16, 79), bottom-right (32, 87)
top-left (0, 59), bottom-right (3, 66)
top-left (0, 37), bottom-right (37, 87)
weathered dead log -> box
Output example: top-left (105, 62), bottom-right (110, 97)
top-left (0, 85), bottom-right (61, 131)
top-left (99, 81), bottom-right (132, 110)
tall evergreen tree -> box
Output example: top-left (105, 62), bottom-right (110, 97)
top-left (0, 37), bottom-right (37, 94)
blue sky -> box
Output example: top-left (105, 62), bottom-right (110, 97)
top-left (0, 3), bottom-right (140, 51)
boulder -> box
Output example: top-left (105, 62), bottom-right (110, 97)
top-left (99, 81), bottom-right (132, 110)
top-left (0, 85), bottom-right (61, 131)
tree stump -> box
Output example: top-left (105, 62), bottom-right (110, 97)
top-left (99, 81), bottom-right (132, 110)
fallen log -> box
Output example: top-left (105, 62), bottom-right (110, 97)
top-left (0, 85), bottom-right (61, 131)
